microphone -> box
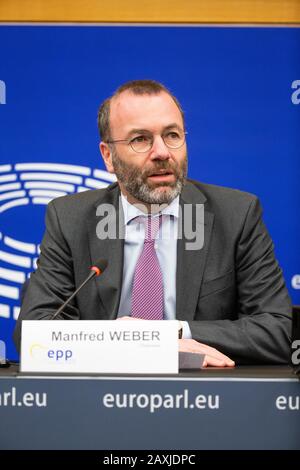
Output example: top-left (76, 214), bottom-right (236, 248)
top-left (51, 258), bottom-right (108, 320)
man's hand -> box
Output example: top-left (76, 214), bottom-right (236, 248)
top-left (179, 339), bottom-right (235, 368)
top-left (117, 318), bottom-right (235, 367)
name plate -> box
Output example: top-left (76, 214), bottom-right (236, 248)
top-left (20, 320), bottom-right (178, 374)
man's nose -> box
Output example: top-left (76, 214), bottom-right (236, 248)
top-left (150, 136), bottom-right (171, 160)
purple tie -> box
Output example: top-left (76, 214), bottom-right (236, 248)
top-left (131, 215), bottom-right (164, 320)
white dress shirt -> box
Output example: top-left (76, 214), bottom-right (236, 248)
top-left (117, 194), bottom-right (191, 339)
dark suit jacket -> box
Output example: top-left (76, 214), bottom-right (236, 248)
top-left (14, 180), bottom-right (292, 363)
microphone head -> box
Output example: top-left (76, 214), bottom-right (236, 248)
top-left (90, 258), bottom-right (108, 276)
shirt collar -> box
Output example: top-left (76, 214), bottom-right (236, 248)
top-left (120, 193), bottom-right (180, 226)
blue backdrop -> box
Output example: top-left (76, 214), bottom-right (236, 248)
top-left (0, 25), bottom-right (299, 360)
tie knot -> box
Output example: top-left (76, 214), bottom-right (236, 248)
top-left (139, 215), bottom-right (162, 241)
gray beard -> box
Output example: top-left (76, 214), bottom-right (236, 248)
top-left (111, 149), bottom-right (187, 205)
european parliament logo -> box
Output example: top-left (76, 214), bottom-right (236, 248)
top-left (0, 162), bottom-right (116, 322)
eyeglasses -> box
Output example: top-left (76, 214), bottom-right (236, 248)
top-left (106, 129), bottom-right (187, 153)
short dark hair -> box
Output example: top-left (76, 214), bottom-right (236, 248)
top-left (97, 79), bottom-right (185, 141)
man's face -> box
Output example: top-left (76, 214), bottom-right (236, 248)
top-left (100, 90), bottom-right (187, 206)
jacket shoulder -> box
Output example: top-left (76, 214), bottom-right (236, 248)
top-left (189, 179), bottom-right (257, 201)
top-left (188, 179), bottom-right (259, 212)
top-left (48, 183), bottom-right (118, 212)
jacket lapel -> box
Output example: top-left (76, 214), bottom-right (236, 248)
top-left (176, 182), bottom-right (214, 321)
top-left (87, 184), bottom-right (124, 319)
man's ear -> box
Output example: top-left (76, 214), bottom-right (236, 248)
top-left (99, 142), bottom-right (115, 174)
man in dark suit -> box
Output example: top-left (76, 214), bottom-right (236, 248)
top-left (14, 80), bottom-right (292, 366)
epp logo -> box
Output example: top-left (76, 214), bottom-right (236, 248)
top-left (30, 343), bottom-right (47, 358)
top-left (0, 162), bottom-right (116, 322)
top-left (30, 343), bottom-right (73, 362)
top-left (48, 349), bottom-right (73, 361)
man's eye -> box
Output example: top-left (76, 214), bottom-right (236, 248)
top-left (131, 135), bottom-right (150, 143)
top-left (166, 132), bottom-right (180, 140)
